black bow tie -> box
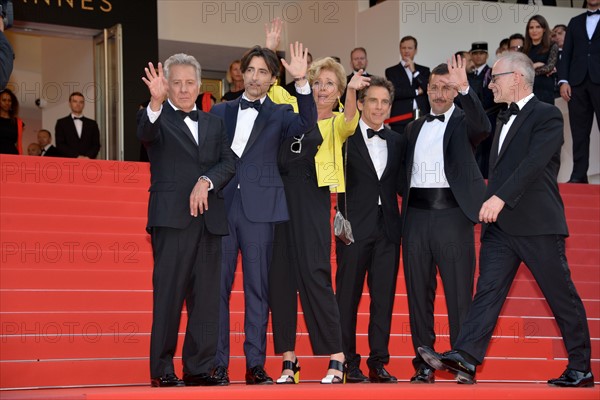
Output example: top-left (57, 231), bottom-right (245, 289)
top-left (367, 128), bottom-right (387, 140)
top-left (240, 98), bottom-right (262, 111)
top-left (587, 9), bottom-right (600, 16)
top-left (177, 110), bottom-right (198, 121)
top-left (425, 114), bottom-right (445, 123)
top-left (497, 102), bottom-right (519, 124)
top-left (73, 116), bottom-right (82, 120)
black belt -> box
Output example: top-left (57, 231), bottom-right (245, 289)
top-left (408, 187), bottom-right (458, 210)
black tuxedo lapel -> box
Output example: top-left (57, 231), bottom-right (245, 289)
top-left (225, 99), bottom-right (239, 145)
top-left (196, 111), bottom-right (209, 150)
top-left (489, 119), bottom-right (503, 168)
top-left (405, 118), bottom-right (426, 183)
top-left (380, 129), bottom-right (397, 180)
top-left (398, 63), bottom-right (412, 86)
top-left (67, 116), bottom-right (79, 140)
top-left (164, 103), bottom-right (198, 147)
top-left (497, 97), bottom-right (538, 162)
top-left (352, 128), bottom-right (378, 176)
top-left (242, 96), bottom-right (273, 157)
top-left (406, 118), bottom-right (426, 168)
top-left (593, 14), bottom-right (600, 40)
top-left (443, 108), bottom-right (462, 153)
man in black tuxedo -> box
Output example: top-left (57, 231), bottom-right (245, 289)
top-left (340, 47), bottom-right (370, 107)
top-left (402, 56), bottom-right (491, 384)
top-left (385, 36), bottom-right (430, 134)
top-left (138, 53), bottom-right (236, 387)
top-left (558, 0), bottom-right (600, 183)
top-left (335, 76), bottom-right (405, 384)
top-left (210, 43), bottom-right (317, 385)
top-left (419, 51), bottom-right (594, 388)
top-left (55, 92), bottom-right (100, 159)
top-left (37, 129), bottom-right (61, 157)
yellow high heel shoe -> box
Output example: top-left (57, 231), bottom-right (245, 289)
top-left (321, 360), bottom-right (346, 384)
top-left (276, 358), bottom-right (300, 384)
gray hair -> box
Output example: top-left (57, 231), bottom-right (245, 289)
top-left (498, 51), bottom-right (534, 87)
top-left (163, 53), bottom-right (202, 84)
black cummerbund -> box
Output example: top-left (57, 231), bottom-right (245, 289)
top-left (408, 187), bottom-right (459, 210)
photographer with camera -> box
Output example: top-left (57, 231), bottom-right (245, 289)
top-left (0, 0), bottom-right (14, 90)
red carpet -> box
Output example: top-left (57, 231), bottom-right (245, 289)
top-left (1, 155), bottom-right (598, 397)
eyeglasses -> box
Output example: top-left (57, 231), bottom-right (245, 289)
top-left (490, 71), bottom-right (515, 84)
top-left (509, 45), bottom-right (523, 52)
top-left (312, 81), bottom-right (336, 91)
top-left (290, 134), bottom-right (304, 154)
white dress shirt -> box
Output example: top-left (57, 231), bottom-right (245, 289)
top-left (497, 93), bottom-right (534, 154)
top-left (410, 105), bottom-right (455, 188)
top-left (146, 99), bottom-right (199, 145)
top-left (71, 113), bottom-right (83, 138)
top-left (359, 119), bottom-right (388, 205)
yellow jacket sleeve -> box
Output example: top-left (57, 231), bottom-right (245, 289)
top-left (314, 111), bottom-right (360, 192)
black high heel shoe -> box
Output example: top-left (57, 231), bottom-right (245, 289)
top-left (276, 358), bottom-right (300, 384)
top-left (321, 360), bottom-right (346, 384)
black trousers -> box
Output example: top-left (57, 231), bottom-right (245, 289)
top-left (149, 217), bottom-right (221, 378)
top-left (456, 224), bottom-right (592, 372)
top-left (567, 76), bottom-right (600, 181)
top-left (336, 208), bottom-right (400, 369)
top-left (269, 174), bottom-right (343, 355)
top-left (402, 206), bottom-right (475, 370)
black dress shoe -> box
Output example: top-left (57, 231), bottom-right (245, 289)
top-left (369, 366), bottom-right (398, 383)
top-left (410, 367), bottom-right (435, 384)
top-left (418, 347), bottom-right (476, 384)
top-left (245, 365), bottom-right (273, 385)
top-left (150, 373), bottom-right (184, 387)
top-left (345, 365), bottom-right (369, 383)
top-left (548, 368), bottom-right (594, 388)
top-left (183, 372), bottom-right (221, 386)
top-left (211, 366), bottom-right (230, 386)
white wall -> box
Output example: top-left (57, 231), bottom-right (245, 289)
top-left (6, 32), bottom-right (94, 149)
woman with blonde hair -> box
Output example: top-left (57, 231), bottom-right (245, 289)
top-left (269, 57), bottom-right (370, 384)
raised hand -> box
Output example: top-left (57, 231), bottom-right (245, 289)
top-left (347, 69), bottom-right (371, 92)
top-left (142, 62), bottom-right (168, 111)
top-left (281, 41), bottom-right (308, 84)
top-left (265, 18), bottom-right (283, 51)
top-left (441, 54), bottom-right (469, 93)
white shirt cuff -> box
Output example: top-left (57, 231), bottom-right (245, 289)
top-left (295, 81), bottom-right (311, 95)
top-left (146, 104), bottom-right (163, 123)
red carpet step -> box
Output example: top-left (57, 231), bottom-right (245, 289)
top-left (1, 155), bottom-right (598, 390)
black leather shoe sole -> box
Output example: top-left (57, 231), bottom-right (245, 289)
top-left (150, 377), bottom-right (184, 387)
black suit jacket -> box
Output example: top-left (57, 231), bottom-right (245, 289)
top-left (558, 11), bottom-right (600, 86)
top-left (338, 125), bottom-right (405, 243)
top-left (41, 145), bottom-right (61, 157)
top-left (138, 103), bottom-right (236, 235)
top-left (385, 62), bottom-right (430, 119)
top-left (211, 93), bottom-right (317, 223)
top-left (55, 115), bottom-right (101, 158)
top-left (402, 89), bottom-right (491, 227)
top-left (486, 96), bottom-right (568, 237)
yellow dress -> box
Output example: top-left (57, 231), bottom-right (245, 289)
top-left (314, 111), bottom-right (359, 193)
